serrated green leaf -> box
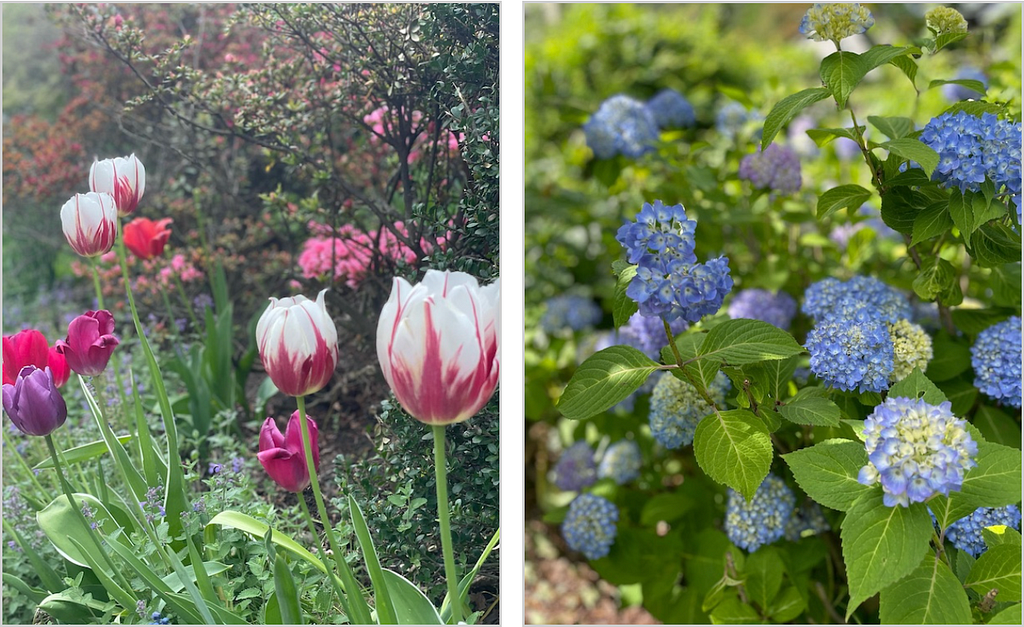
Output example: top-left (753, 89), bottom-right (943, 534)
top-left (942, 100), bottom-right (1008, 119)
top-left (890, 55), bottom-right (919, 88)
top-left (951, 308), bottom-right (1014, 335)
top-left (932, 440), bottom-right (1024, 529)
top-left (783, 439), bottom-right (871, 512)
top-left (820, 51), bottom-right (870, 109)
top-left (841, 495), bottom-right (935, 617)
top-left (934, 32), bottom-right (968, 51)
top-left (878, 552), bottom-right (973, 624)
top-left (982, 526), bottom-right (1022, 549)
top-left (746, 357), bottom-right (798, 400)
top-left (911, 201), bottom-right (954, 246)
top-left (862, 44), bottom-right (917, 72)
top-left (709, 594), bottom-right (761, 624)
top-left (693, 410), bottom-right (772, 500)
top-left (973, 406), bottom-right (1022, 449)
top-left (744, 547), bottom-right (784, 609)
top-left (762, 87), bottom-right (832, 149)
top-left (881, 186), bottom-right (925, 235)
top-left (937, 377), bottom-right (977, 415)
top-left (969, 223), bottom-right (1023, 268)
top-left (965, 544), bottom-right (1022, 602)
top-left (613, 266), bottom-right (639, 328)
top-left (947, 188), bottom-right (976, 240)
top-left (695, 319), bottom-right (804, 367)
top-left (778, 395), bottom-right (841, 427)
top-left (925, 333), bottom-right (972, 381)
top-left (882, 138), bottom-right (940, 178)
top-left (557, 346), bottom-right (660, 420)
top-left (806, 126), bottom-right (864, 147)
top-left (868, 115), bottom-right (915, 140)
top-left (888, 368), bottom-right (948, 404)
top-left (912, 257), bottom-right (962, 306)
top-left (768, 586), bottom-right (806, 622)
top-left (988, 603), bottom-right (1023, 625)
top-left (818, 184), bottom-right (873, 220)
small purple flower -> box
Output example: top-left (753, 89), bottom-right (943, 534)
top-left (209, 462), bottom-right (223, 475)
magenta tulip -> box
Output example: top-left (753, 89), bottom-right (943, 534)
top-left (60, 192), bottom-right (118, 257)
top-left (89, 154), bottom-right (146, 216)
top-left (257, 411), bottom-right (320, 492)
top-left (376, 270), bottom-right (500, 425)
top-left (255, 290), bottom-right (338, 397)
top-left (55, 311), bottom-right (120, 377)
top-left (2, 366), bottom-right (67, 436)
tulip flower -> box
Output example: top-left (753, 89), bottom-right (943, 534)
top-left (55, 310), bottom-right (120, 377)
top-left (3, 330), bottom-right (70, 388)
top-left (123, 217), bottom-right (173, 260)
top-left (257, 412), bottom-right (320, 492)
top-left (60, 192), bottom-right (119, 258)
top-left (2, 366), bottom-right (68, 436)
top-left (377, 269), bottom-right (500, 425)
top-left (89, 153), bottom-right (146, 216)
top-left (256, 290), bottom-right (338, 397)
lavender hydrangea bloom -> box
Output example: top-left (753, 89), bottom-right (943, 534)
top-left (727, 289), bottom-right (798, 330)
top-left (945, 505), bottom-right (1022, 557)
top-left (562, 493), bottom-right (619, 560)
top-left (919, 111), bottom-right (1021, 201)
top-left (799, 3), bottom-right (874, 42)
top-left (583, 95), bottom-right (659, 159)
top-left (620, 312), bottom-right (689, 360)
top-left (598, 440), bottom-right (642, 484)
top-left (739, 145), bottom-right (802, 195)
top-left (725, 474), bottom-right (796, 552)
top-left (857, 397), bottom-right (977, 508)
top-left (802, 276), bottom-right (912, 324)
top-left (541, 295), bottom-right (603, 332)
top-left (971, 316), bottom-right (1022, 408)
top-left (646, 88), bottom-right (696, 129)
top-left (649, 370), bottom-right (730, 449)
top-left (553, 441), bottom-right (598, 492)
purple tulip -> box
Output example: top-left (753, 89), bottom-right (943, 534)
top-left (2, 366), bottom-right (67, 436)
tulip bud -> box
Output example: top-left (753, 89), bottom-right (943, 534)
top-left (89, 154), bottom-right (146, 216)
top-left (2, 366), bottom-right (68, 436)
top-left (376, 270), bottom-right (500, 425)
top-left (3, 330), bottom-right (70, 389)
top-left (55, 311), bottom-right (120, 377)
top-left (257, 412), bottom-right (320, 492)
top-left (256, 290), bottom-right (338, 397)
top-left (123, 217), bottom-right (173, 260)
top-left (60, 192), bottom-right (119, 258)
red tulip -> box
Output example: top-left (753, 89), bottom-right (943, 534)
top-left (123, 217), bottom-right (173, 260)
top-left (255, 290), bottom-right (338, 397)
top-left (55, 311), bottom-right (120, 377)
top-left (257, 412), bottom-right (320, 492)
top-left (3, 330), bottom-right (70, 388)
top-left (90, 154), bottom-right (146, 217)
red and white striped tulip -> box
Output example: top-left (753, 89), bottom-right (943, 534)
top-left (256, 289), bottom-right (338, 397)
top-left (60, 192), bottom-right (118, 258)
top-left (89, 153), bottom-right (146, 216)
top-left (377, 270), bottom-right (500, 425)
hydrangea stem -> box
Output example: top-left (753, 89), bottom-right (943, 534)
top-left (433, 424), bottom-right (463, 624)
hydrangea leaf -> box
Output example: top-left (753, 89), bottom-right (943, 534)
top-left (744, 546), bottom-right (785, 609)
top-left (840, 495), bottom-right (934, 618)
top-left (968, 222), bottom-right (1023, 268)
top-left (910, 201), bottom-right (953, 246)
top-left (973, 405), bottom-right (1022, 449)
top-left (941, 100), bottom-right (1008, 119)
top-left (982, 525), bottom-right (1022, 548)
top-left (934, 32), bottom-right (968, 51)
top-left (878, 552), bottom-right (973, 624)
top-left (880, 186), bottom-right (925, 235)
top-left (805, 126), bottom-right (864, 147)
top-left (887, 368), bottom-right (948, 404)
top-left (867, 115), bottom-right (914, 140)
top-left (783, 439), bottom-right (871, 512)
top-left (708, 594), bottom-right (761, 624)
top-left (928, 78), bottom-right (987, 97)
top-left (889, 55), bottom-right (919, 89)
top-left (950, 307), bottom-right (1014, 335)
top-left (745, 357), bottom-right (798, 401)
top-left (693, 409), bottom-right (772, 501)
top-left (819, 51), bottom-right (870, 109)
top-left (881, 138), bottom-right (940, 178)
top-left (936, 376), bottom-right (977, 416)
top-left (958, 441), bottom-right (1023, 509)
top-left (861, 45), bottom-right (918, 74)
top-left (964, 544), bottom-right (1022, 602)
top-left (778, 395), bottom-right (841, 427)
top-left (695, 318), bottom-right (804, 367)
top-left (661, 332), bottom-right (720, 390)
top-left (925, 333), bottom-right (972, 382)
top-left (613, 265), bottom-right (639, 328)
top-left (768, 586), bottom-right (806, 623)
top-left (761, 87), bottom-right (831, 150)
top-left (817, 184), bottom-right (873, 220)
top-left (988, 604), bottom-right (1023, 625)
top-left (557, 346), bottom-right (660, 420)
top-left (948, 188), bottom-right (976, 239)
top-left (911, 256), bottom-right (962, 305)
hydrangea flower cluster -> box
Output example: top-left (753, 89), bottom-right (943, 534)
top-left (540, 295), bottom-right (603, 333)
top-left (616, 201), bottom-right (733, 323)
top-left (857, 397), bottom-right (978, 508)
top-left (919, 111), bottom-right (1022, 207)
top-left (785, 502), bottom-right (831, 542)
top-left (802, 276), bottom-right (912, 324)
top-left (806, 315), bottom-right (895, 393)
top-left (646, 88), bottom-right (696, 129)
top-left (725, 474), bottom-right (796, 552)
top-left (553, 441), bottom-right (598, 492)
top-left (649, 370), bottom-right (730, 449)
top-left (716, 101), bottom-right (760, 139)
top-left (561, 493), bottom-right (619, 560)
top-left (945, 505), bottom-right (1022, 558)
top-left (971, 316), bottom-right (1022, 408)
top-left (738, 145), bottom-right (802, 195)
top-left (799, 3), bottom-right (874, 43)
top-left (925, 6), bottom-right (968, 35)
top-left (583, 95), bottom-right (660, 159)
top-left (727, 288), bottom-right (798, 330)
top-left (889, 319), bottom-right (934, 382)
top-left (942, 67), bottom-right (987, 102)
top-left (598, 440), bottom-right (642, 485)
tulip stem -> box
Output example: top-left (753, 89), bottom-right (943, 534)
top-left (295, 395), bottom-right (372, 625)
top-left (433, 424), bottom-right (463, 624)
top-left (90, 257), bottom-right (131, 429)
top-left (297, 496), bottom-right (348, 620)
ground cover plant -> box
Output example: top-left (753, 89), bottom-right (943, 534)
top-left (526, 3), bottom-right (1021, 624)
top-left (2, 3), bottom-right (499, 625)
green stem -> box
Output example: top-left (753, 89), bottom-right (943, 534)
top-left (433, 424), bottom-right (462, 624)
top-left (662, 320), bottom-right (721, 415)
top-left (297, 496), bottom-right (349, 619)
top-left (91, 258), bottom-right (131, 429)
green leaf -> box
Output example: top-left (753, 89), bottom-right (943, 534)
top-left (783, 439), bottom-right (871, 511)
top-left (557, 346), bottom-right (660, 419)
top-left (983, 526), bottom-right (1023, 549)
top-left (709, 594), bottom-right (761, 624)
top-left (890, 55), bottom-right (919, 88)
top-left (613, 265), bottom-right (639, 328)
top-left (273, 555), bottom-right (303, 625)
top-left (761, 87), bottom-right (832, 149)
top-left (806, 126), bottom-right (864, 147)
top-left (912, 257), bottom-right (962, 305)
top-left (965, 544), bottom-right (1022, 602)
top-left (911, 201), bottom-right (954, 246)
top-left (868, 115), bottom-right (915, 140)
top-left (348, 495), bottom-right (398, 625)
top-left (2, 573), bottom-right (47, 605)
top-left (744, 547), bottom-right (784, 609)
top-left (937, 377), bottom-right (977, 416)
top-left (383, 569), bottom-right (444, 624)
top-left (206, 512), bottom-right (335, 582)
top-left (973, 406), bottom-right (1022, 449)
top-left (693, 410), bottom-right (773, 500)
top-left (969, 223), bottom-right (1023, 268)
top-left (989, 604), bottom-right (1023, 625)
top-left (36, 493), bottom-right (127, 568)
top-left (878, 552), bottom-right (973, 624)
top-left (841, 495), bottom-right (935, 617)
top-left (888, 368), bottom-right (948, 405)
top-left (778, 395), bottom-right (841, 427)
top-left (818, 184), bottom-right (873, 220)
top-left (745, 357), bottom-right (798, 401)
top-left (769, 586), bottom-right (806, 622)
top-left (31, 435), bottom-right (133, 470)
top-left (934, 31), bottom-right (968, 51)
top-left (928, 78), bottom-right (986, 96)
top-left (947, 189), bottom-right (976, 240)
top-left (942, 100), bottom-right (1008, 119)
top-left (881, 138), bottom-right (940, 178)
top-left (931, 441), bottom-right (1024, 529)
top-left (820, 51), bottom-right (869, 108)
top-left (951, 308), bottom-right (1015, 335)
top-left (881, 186), bottom-right (925, 235)
top-left (862, 44), bottom-right (917, 72)
top-left (641, 492), bottom-right (694, 526)
top-left (695, 318), bottom-right (804, 366)
top-left (926, 333), bottom-right (972, 381)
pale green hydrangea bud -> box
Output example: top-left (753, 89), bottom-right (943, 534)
top-left (799, 3), bottom-right (874, 44)
top-left (926, 7), bottom-right (968, 36)
top-left (888, 319), bottom-right (934, 382)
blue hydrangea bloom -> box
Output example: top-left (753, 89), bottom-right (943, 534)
top-left (725, 474), bottom-right (796, 552)
top-left (858, 397), bottom-right (978, 508)
top-left (598, 440), bottom-right (642, 484)
top-left (806, 314), bottom-right (895, 393)
top-left (799, 3), bottom-right (874, 42)
top-left (727, 289), bottom-right (798, 330)
top-left (646, 88), bottom-right (696, 129)
top-left (919, 111), bottom-right (1022, 201)
top-left (942, 67), bottom-right (988, 102)
top-left (649, 370), bottom-right (730, 449)
top-left (583, 95), bottom-right (659, 159)
top-left (540, 295), bottom-right (603, 333)
top-left (971, 316), bottom-right (1022, 408)
top-left (553, 441), bottom-right (598, 492)
top-left (785, 502), bottom-right (831, 541)
top-left (945, 505), bottom-right (1023, 557)
top-left (802, 276), bottom-right (912, 324)
top-left (716, 101), bottom-right (759, 139)
top-left (562, 494), bottom-right (619, 560)
top-left (738, 145), bottom-right (802, 195)
top-left (616, 201), bottom-right (733, 323)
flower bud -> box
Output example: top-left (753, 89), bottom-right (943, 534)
top-left (123, 217), bottom-right (173, 260)
top-left (55, 311), bottom-right (120, 377)
top-left (256, 290), bottom-right (338, 397)
top-left (257, 412), bottom-right (320, 492)
top-left (89, 154), bottom-right (146, 216)
top-left (2, 366), bottom-right (67, 436)
top-left (60, 192), bottom-right (118, 258)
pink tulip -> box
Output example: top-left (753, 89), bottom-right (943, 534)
top-left (256, 290), bottom-right (338, 397)
top-left (377, 270), bottom-right (500, 425)
top-left (60, 192), bottom-right (118, 257)
top-left (89, 154), bottom-right (146, 216)
top-left (257, 412), bottom-right (320, 492)
top-left (55, 311), bottom-right (120, 377)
